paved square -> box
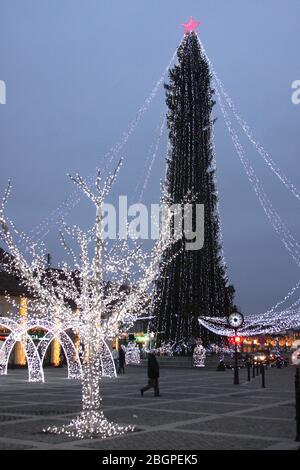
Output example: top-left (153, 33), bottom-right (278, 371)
top-left (0, 365), bottom-right (298, 450)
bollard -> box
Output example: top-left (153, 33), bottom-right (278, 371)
top-left (261, 365), bottom-right (266, 388)
top-left (252, 364), bottom-right (255, 379)
top-left (256, 365), bottom-right (259, 376)
top-left (233, 343), bottom-right (239, 385)
top-left (247, 362), bottom-right (251, 382)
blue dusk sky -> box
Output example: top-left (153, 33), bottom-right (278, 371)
top-left (0, 0), bottom-right (300, 314)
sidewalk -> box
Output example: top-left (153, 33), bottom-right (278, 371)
top-left (0, 365), bottom-right (298, 450)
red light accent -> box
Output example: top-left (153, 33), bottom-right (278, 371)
top-left (229, 336), bottom-right (243, 344)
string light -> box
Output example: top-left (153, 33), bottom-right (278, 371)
top-left (199, 309), bottom-right (300, 337)
top-left (136, 113), bottom-right (166, 203)
top-left (206, 58), bottom-right (300, 202)
top-left (197, 34), bottom-right (300, 314)
top-left (29, 50), bottom-right (178, 243)
top-left (0, 317), bottom-right (44, 382)
top-left (0, 160), bottom-right (175, 439)
top-left (193, 341), bottom-right (206, 368)
top-left (125, 341), bottom-right (141, 366)
top-left (0, 316), bottom-right (118, 381)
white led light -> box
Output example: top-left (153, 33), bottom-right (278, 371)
top-left (193, 342), bottom-right (206, 368)
top-left (0, 161), bottom-right (175, 438)
top-left (124, 341), bottom-right (141, 366)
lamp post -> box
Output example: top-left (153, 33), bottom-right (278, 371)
top-left (228, 313), bottom-right (244, 386)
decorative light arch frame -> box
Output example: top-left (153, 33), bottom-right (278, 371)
top-left (0, 317), bottom-right (116, 382)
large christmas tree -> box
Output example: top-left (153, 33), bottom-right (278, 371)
top-left (154, 18), bottom-right (235, 345)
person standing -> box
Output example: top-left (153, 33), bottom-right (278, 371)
top-left (140, 352), bottom-right (160, 397)
top-left (118, 345), bottom-right (126, 374)
top-left (112, 347), bottom-right (118, 373)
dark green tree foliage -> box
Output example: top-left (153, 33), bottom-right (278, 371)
top-left (154, 32), bottom-right (234, 345)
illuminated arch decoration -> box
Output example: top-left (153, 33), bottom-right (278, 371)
top-left (0, 317), bottom-right (44, 382)
top-left (199, 309), bottom-right (300, 337)
top-left (125, 341), bottom-right (141, 365)
top-left (0, 317), bottom-right (116, 382)
top-left (28, 320), bottom-right (115, 378)
top-left (28, 319), bottom-right (82, 380)
top-left (99, 339), bottom-right (117, 378)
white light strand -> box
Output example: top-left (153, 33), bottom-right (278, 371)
top-left (198, 36), bottom-right (300, 203)
top-left (0, 317), bottom-right (44, 382)
top-left (197, 34), bottom-right (300, 315)
top-left (193, 343), bottom-right (206, 368)
top-left (135, 112), bottom-right (166, 203)
top-left (0, 160), bottom-right (176, 439)
top-left (214, 84), bottom-right (300, 268)
top-left (125, 341), bottom-right (141, 366)
top-left (199, 308), bottom-right (300, 337)
top-left (29, 50), bottom-right (178, 242)
top-left (210, 119), bottom-right (227, 271)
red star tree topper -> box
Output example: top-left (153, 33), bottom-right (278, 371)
top-left (181, 16), bottom-right (201, 35)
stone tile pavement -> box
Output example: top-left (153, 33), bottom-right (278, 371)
top-left (0, 364), bottom-right (299, 450)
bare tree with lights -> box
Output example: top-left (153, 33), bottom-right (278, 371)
top-left (0, 161), bottom-right (175, 439)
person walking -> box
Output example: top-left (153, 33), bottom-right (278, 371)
top-left (140, 352), bottom-right (160, 397)
top-left (112, 347), bottom-right (118, 373)
top-left (118, 345), bottom-right (126, 374)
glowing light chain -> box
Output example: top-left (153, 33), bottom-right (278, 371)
top-left (210, 121), bottom-right (228, 271)
top-left (124, 341), bottom-right (141, 365)
top-left (0, 161), bottom-right (175, 439)
top-left (29, 50), bottom-right (178, 243)
top-left (44, 411), bottom-right (135, 440)
top-left (213, 83), bottom-right (300, 315)
top-left (198, 36), bottom-right (300, 203)
top-left (214, 83), bottom-right (300, 268)
top-left (193, 342), bottom-right (206, 368)
top-left (199, 309), bottom-right (300, 337)
top-left (0, 317), bottom-right (117, 382)
top-left (135, 112), bottom-right (166, 203)
top-left (196, 34), bottom-right (300, 314)
top-left (0, 317), bottom-right (44, 382)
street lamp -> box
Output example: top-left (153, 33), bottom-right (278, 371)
top-left (228, 312), bottom-right (244, 385)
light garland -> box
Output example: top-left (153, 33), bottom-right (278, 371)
top-left (37, 330), bottom-right (82, 379)
top-left (125, 341), bottom-right (141, 365)
top-left (0, 317), bottom-right (44, 382)
top-left (159, 341), bottom-right (174, 357)
top-left (99, 339), bottom-right (117, 377)
top-left (193, 341), bottom-right (206, 368)
top-left (0, 317), bottom-right (118, 381)
top-left (197, 34), bottom-right (300, 315)
top-left (136, 113), bottom-right (166, 203)
top-left (199, 308), bottom-right (300, 337)
top-left (27, 318), bottom-right (82, 380)
top-left (0, 160), bottom-right (175, 439)
top-left (29, 50), bottom-right (178, 243)
top-left (46, 411), bottom-right (134, 440)
top-left (291, 347), bottom-right (300, 365)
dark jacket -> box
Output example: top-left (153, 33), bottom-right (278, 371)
top-left (148, 354), bottom-right (159, 379)
top-left (118, 348), bottom-right (126, 365)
